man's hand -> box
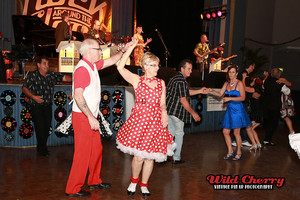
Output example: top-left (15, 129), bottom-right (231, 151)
top-left (88, 116), bottom-right (100, 131)
top-left (252, 92), bottom-right (261, 99)
top-left (192, 113), bottom-right (201, 122)
top-left (242, 72), bottom-right (248, 79)
top-left (200, 87), bottom-right (209, 94)
top-left (33, 95), bottom-right (44, 104)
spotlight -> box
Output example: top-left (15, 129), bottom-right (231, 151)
top-left (206, 13), bottom-right (211, 20)
top-left (212, 12), bottom-right (216, 19)
top-left (217, 10), bottom-right (228, 18)
top-left (200, 13), bottom-right (204, 20)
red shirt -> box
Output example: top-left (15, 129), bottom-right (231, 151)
top-left (73, 58), bottom-right (104, 90)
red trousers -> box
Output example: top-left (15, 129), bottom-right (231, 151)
top-left (65, 112), bottom-right (103, 194)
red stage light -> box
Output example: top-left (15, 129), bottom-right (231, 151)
top-left (206, 13), bottom-right (211, 20)
top-left (212, 12), bottom-right (216, 18)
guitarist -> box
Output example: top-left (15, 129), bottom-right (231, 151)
top-left (194, 34), bottom-right (214, 84)
top-left (194, 34), bottom-right (210, 72)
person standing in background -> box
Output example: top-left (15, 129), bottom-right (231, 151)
top-left (55, 12), bottom-right (76, 49)
top-left (193, 34), bottom-right (211, 82)
top-left (133, 25), bottom-right (152, 66)
top-left (276, 75), bottom-right (295, 135)
top-left (263, 68), bottom-right (291, 146)
top-left (22, 56), bottom-right (72, 156)
top-left (86, 20), bottom-right (107, 44)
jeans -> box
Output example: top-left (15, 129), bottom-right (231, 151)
top-left (168, 115), bottom-right (185, 161)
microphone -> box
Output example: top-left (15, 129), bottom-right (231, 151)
top-left (155, 29), bottom-right (158, 32)
top-left (206, 40), bottom-right (210, 43)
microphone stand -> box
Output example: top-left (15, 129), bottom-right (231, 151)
top-left (156, 30), bottom-right (170, 67)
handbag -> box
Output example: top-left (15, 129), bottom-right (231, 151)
top-left (280, 93), bottom-right (296, 118)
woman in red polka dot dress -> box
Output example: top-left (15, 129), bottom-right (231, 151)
top-left (116, 38), bottom-right (176, 197)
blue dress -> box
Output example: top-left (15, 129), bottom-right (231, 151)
top-left (222, 83), bottom-right (252, 129)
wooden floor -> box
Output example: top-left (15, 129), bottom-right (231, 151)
top-left (1, 121), bottom-right (300, 200)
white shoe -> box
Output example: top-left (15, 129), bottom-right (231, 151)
top-left (141, 186), bottom-right (150, 197)
top-left (127, 183), bottom-right (137, 196)
top-left (242, 141), bottom-right (252, 147)
top-left (232, 141), bottom-right (237, 147)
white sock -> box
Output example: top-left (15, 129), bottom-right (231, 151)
top-left (141, 186), bottom-right (150, 194)
top-left (127, 183), bottom-right (137, 192)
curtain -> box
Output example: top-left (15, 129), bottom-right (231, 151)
top-left (0, 0), bottom-right (15, 51)
top-left (112, 0), bottom-right (133, 39)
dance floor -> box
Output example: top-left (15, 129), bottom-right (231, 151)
top-left (1, 121), bottom-right (300, 200)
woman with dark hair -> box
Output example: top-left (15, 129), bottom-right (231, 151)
top-left (209, 65), bottom-right (252, 161)
top-left (133, 25), bottom-right (152, 66)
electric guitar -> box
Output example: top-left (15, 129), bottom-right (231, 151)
top-left (197, 49), bottom-right (216, 63)
top-left (221, 54), bottom-right (237, 62)
top-left (196, 42), bottom-right (225, 63)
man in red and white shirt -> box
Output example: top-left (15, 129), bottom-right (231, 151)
top-left (65, 38), bottom-right (135, 197)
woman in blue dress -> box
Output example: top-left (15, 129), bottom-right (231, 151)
top-left (209, 65), bottom-right (252, 160)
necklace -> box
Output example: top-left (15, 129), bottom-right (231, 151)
top-left (230, 80), bottom-right (237, 87)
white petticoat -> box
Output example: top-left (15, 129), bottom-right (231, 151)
top-left (116, 140), bottom-right (177, 163)
top-left (289, 133), bottom-right (300, 159)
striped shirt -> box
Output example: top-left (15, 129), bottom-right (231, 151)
top-left (166, 72), bottom-right (192, 123)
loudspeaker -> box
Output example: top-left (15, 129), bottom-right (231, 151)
top-left (205, 72), bottom-right (226, 88)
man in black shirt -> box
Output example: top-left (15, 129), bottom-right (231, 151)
top-left (263, 68), bottom-right (290, 145)
top-left (55, 12), bottom-right (76, 49)
top-left (22, 56), bottom-right (71, 156)
top-left (166, 59), bottom-right (208, 164)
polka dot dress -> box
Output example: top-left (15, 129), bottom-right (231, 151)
top-left (116, 76), bottom-right (176, 162)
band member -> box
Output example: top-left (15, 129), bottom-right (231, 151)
top-left (133, 25), bottom-right (152, 66)
top-left (193, 34), bottom-right (211, 83)
top-left (211, 43), bottom-right (225, 63)
top-left (194, 34), bottom-right (210, 70)
top-left (55, 12), bottom-right (76, 49)
top-left (86, 20), bottom-right (107, 45)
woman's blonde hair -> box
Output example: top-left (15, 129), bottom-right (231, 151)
top-left (140, 52), bottom-right (160, 71)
